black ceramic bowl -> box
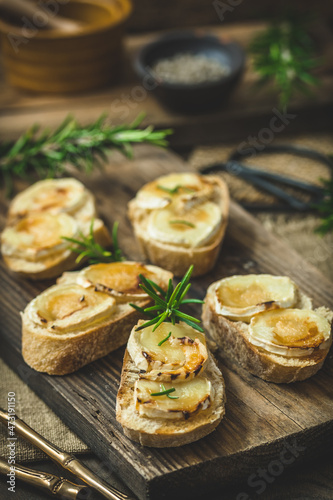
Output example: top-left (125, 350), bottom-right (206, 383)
top-left (134, 31), bottom-right (245, 113)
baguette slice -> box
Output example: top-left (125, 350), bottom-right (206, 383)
top-left (22, 301), bottom-right (143, 376)
top-left (21, 263), bottom-right (173, 375)
top-left (202, 280), bottom-right (333, 383)
top-left (2, 217), bottom-right (111, 280)
top-left (116, 349), bottom-right (226, 447)
top-left (128, 173), bottom-right (229, 277)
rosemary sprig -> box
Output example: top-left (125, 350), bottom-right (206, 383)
top-left (151, 384), bottom-right (179, 399)
top-left (130, 265), bottom-right (204, 333)
top-left (249, 14), bottom-right (320, 108)
top-left (62, 220), bottom-right (125, 265)
top-left (0, 113), bottom-right (173, 196)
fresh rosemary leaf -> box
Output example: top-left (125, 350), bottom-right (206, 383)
top-left (169, 220), bottom-right (196, 228)
top-left (167, 282), bottom-right (183, 309)
top-left (139, 274), bottom-right (161, 296)
top-left (151, 388), bottom-right (175, 397)
top-left (132, 265), bottom-right (204, 333)
top-left (157, 184), bottom-right (195, 195)
top-left (144, 305), bottom-right (163, 313)
top-left (249, 14), bottom-right (321, 108)
top-left (62, 220), bottom-right (124, 265)
top-left (163, 383), bottom-right (179, 399)
top-left (153, 312), bottom-right (169, 331)
top-left (165, 279), bottom-right (174, 302)
top-left (180, 299), bottom-right (205, 305)
top-left (174, 310), bottom-right (201, 323)
top-left (0, 114), bottom-right (173, 196)
top-left (179, 319), bottom-right (204, 333)
top-left (174, 265), bottom-right (193, 300)
top-left (139, 284), bottom-right (166, 308)
top-left (166, 393), bottom-right (179, 400)
top-left (135, 316), bottom-right (163, 331)
top-left (144, 278), bottom-right (167, 298)
top-left (157, 184), bottom-right (181, 194)
top-left (158, 331), bottom-right (172, 346)
top-left (174, 283), bottom-right (191, 308)
top-left (151, 384), bottom-right (178, 399)
top-left (129, 303), bottom-right (156, 319)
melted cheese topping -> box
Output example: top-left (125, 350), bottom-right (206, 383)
top-left (9, 178), bottom-right (92, 218)
top-left (249, 308), bottom-right (332, 357)
top-left (58, 261), bottom-right (170, 303)
top-left (215, 274), bottom-right (298, 322)
top-left (135, 173), bottom-right (215, 209)
top-left (27, 283), bottom-right (115, 334)
top-left (1, 213), bottom-right (78, 261)
top-left (128, 322), bottom-right (207, 381)
top-left (147, 201), bottom-right (222, 248)
top-left (135, 377), bottom-right (212, 419)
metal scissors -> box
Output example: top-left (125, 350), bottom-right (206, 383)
top-left (199, 144), bottom-right (333, 211)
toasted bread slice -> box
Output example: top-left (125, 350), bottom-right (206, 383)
top-left (1, 178), bottom-right (110, 280)
top-left (2, 218), bottom-right (111, 280)
top-left (202, 280), bottom-right (333, 383)
top-left (116, 349), bottom-right (226, 447)
top-left (21, 263), bottom-right (173, 375)
top-left (22, 302), bottom-right (143, 375)
top-left (128, 173), bottom-right (229, 277)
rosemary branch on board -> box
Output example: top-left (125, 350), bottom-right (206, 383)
top-left (0, 113), bottom-right (173, 196)
top-left (130, 265), bottom-right (204, 333)
top-left (62, 220), bottom-right (125, 265)
top-left (249, 14), bottom-right (320, 108)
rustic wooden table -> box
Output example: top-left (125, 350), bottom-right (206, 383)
top-left (1, 21), bottom-right (333, 500)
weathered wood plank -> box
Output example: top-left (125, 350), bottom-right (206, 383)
top-left (0, 145), bottom-right (333, 500)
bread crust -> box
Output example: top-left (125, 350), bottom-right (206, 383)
top-left (128, 175), bottom-right (229, 277)
top-left (116, 350), bottom-right (226, 447)
top-left (202, 282), bottom-right (333, 383)
top-left (22, 304), bottom-right (145, 376)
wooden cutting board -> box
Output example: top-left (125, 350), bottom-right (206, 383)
top-left (1, 145), bottom-right (333, 500)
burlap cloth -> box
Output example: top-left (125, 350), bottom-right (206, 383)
top-left (189, 134), bottom-right (333, 281)
top-left (0, 134), bottom-right (332, 463)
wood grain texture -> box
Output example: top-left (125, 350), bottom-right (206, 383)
top-left (0, 145), bottom-right (333, 500)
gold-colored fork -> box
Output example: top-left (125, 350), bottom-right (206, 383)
top-left (0, 409), bottom-right (134, 500)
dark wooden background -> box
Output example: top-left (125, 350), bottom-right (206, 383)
top-left (127, 0), bottom-right (333, 32)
